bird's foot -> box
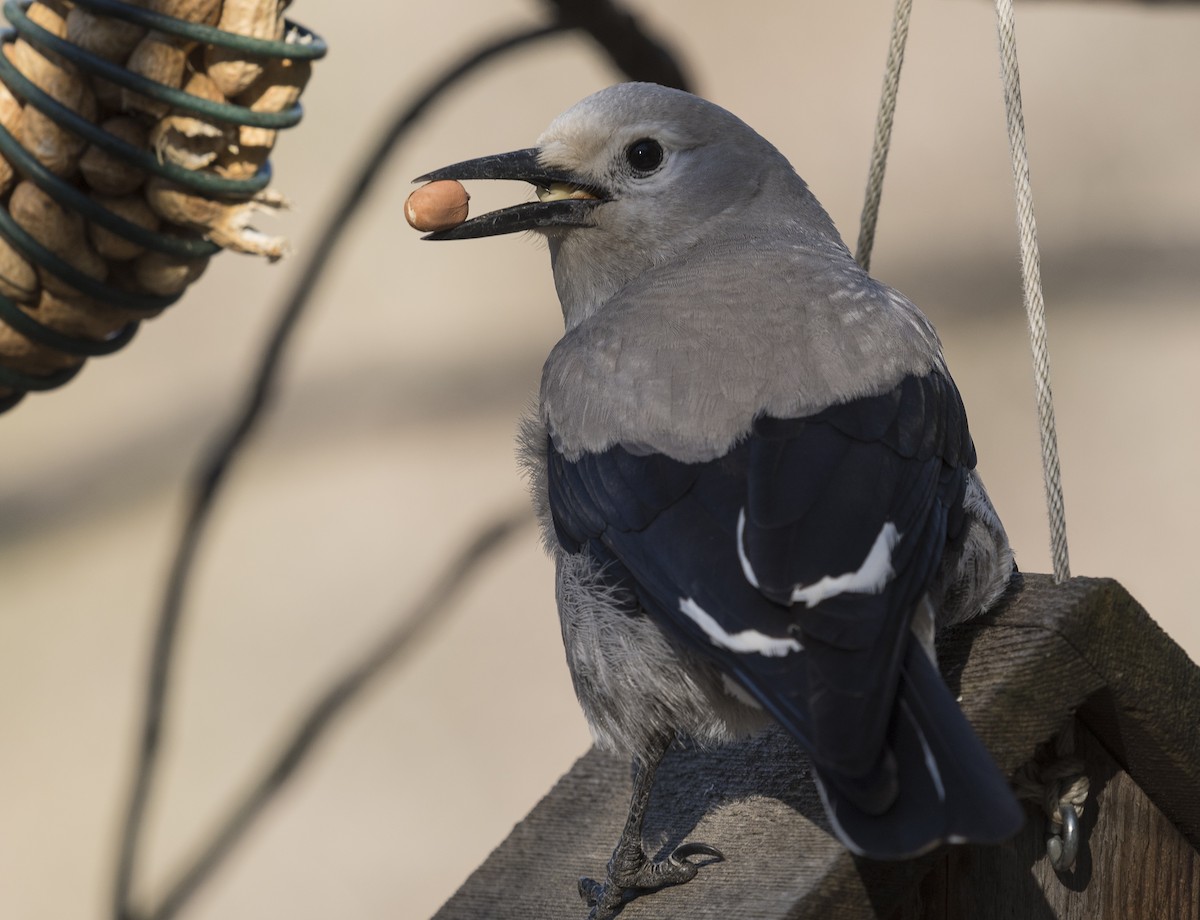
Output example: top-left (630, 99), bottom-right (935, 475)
top-left (578, 841), bottom-right (723, 919)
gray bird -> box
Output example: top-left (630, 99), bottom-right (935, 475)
top-left (418, 82), bottom-right (1023, 919)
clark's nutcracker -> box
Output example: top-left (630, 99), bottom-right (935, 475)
top-left (418, 83), bottom-right (1023, 918)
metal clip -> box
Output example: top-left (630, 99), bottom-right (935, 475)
top-left (1046, 802), bottom-right (1079, 872)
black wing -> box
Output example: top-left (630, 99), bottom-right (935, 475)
top-left (548, 370), bottom-right (1022, 855)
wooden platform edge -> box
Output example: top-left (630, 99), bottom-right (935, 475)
top-left (432, 575), bottom-right (1200, 919)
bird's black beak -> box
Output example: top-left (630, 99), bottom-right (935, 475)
top-left (414, 147), bottom-right (604, 240)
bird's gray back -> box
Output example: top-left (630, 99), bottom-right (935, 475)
top-left (540, 239), bottom-right (945, 462)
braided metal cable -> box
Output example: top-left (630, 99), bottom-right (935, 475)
top-left (995, 0), bottom-right (1071, 583)
top-left (994, 2), bottom-right (1083, 872)
top-left (859, 0), bottom-right (1070, 585)
top-left (855, 0), bottom-right (914, 272)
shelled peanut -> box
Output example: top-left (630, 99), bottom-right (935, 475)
top-left (0, 0), bottom-right (313, 391)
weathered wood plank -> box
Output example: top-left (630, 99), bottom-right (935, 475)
top-left (1030, 725), bottom-right (1200, 920)
top-left (1009, 1), bottom-right (1198, 4)
top-left (892, 722), bottom-right (1200, 919)
top-left (433, 576), bottom-right (1200, 920)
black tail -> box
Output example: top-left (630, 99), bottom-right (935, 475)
top-left (813, 641), bottom-right (1024, 858)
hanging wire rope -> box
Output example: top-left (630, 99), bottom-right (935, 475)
top-left (992, 0), bottom-right (1083, 873)
top-left (994, 0), bottom-right (1071, 583)
top-left (855, 0), bottom-right (914, 272)
top-left (858, 0), bottom-right (1070, 584)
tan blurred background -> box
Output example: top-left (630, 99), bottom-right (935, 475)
top-left (1, 1), bottom-right (1198, 918)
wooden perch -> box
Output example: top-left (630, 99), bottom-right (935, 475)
top-left (433, 575), bottom-right (1200, 919)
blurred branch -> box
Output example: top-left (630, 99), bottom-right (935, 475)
top-left (545, 0), bottom-right (692, 90)
top-left (146, 509), bottom-right (531, 920)
top-left (112, 3), bottom-right (693, 919)
top-left (112, 23), bottom-right (566, 920)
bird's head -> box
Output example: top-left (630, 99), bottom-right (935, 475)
top-left (417, 82), bottom-right (842, 325)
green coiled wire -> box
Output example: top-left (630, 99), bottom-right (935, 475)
top-left (0, 0), bottom-right (327, 412)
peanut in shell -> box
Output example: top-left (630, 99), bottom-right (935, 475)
top-left (0, 81), bottom-right (21, 195)
top-left (205, 0), bottom-right (288, 97)
top-left (122, 31), bottom-right (191, 118)
top-left (65, 8), bottom-right (146, 64)
top-left (79, 117), bottom-right (150, 195)
top-left (10, 180), bottom-right (109, 300)
top-left (150, 72), bottom-right (233, 170)
top-left (235, 54), bottom-right (311, 149)
top-left (140, 0), bottom-right (222, 24)
top-left (145, 177), bottom-right (289, 260)
top-left (132, 248), bottom-right (210, 295)
top-left (87, 194), bottom-right (162, 261)
top-left (0, 314), bottom-right (83, 375)
top-left (0, 233), bottom-right (39, 304)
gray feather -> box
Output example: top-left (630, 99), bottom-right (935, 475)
top-left (541, 242), bottom-right (943, 461)
top-left (517, 409), bottom-right (771, 754)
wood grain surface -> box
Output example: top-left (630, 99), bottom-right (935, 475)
top-left (434, 576), bottom-right (1200, 919)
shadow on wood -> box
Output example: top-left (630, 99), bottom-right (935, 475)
top-left (433, 576), bottom-right (1200, 919)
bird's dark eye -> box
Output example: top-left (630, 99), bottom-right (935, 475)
top-left (625, 138), bottom-right (664, 174)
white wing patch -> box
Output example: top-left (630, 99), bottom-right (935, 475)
top-left (790, 522), bottom-right (902, 608)
top-left (735, 508), bottom-right (760, 588)
top-left (678, 597), bottom-right (802, 657)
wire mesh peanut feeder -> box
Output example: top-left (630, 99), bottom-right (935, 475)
top-left (0, 0), bottom-right (326, 412)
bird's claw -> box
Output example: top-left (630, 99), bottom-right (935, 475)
top-left (579, 874), bottom-right (625, 920)
top-left (669, 841), bottom-right (724, 865)
top-left (578, 875), bottom-right (604, 907)
top-left (578, 841), bottom-right (724, 918)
